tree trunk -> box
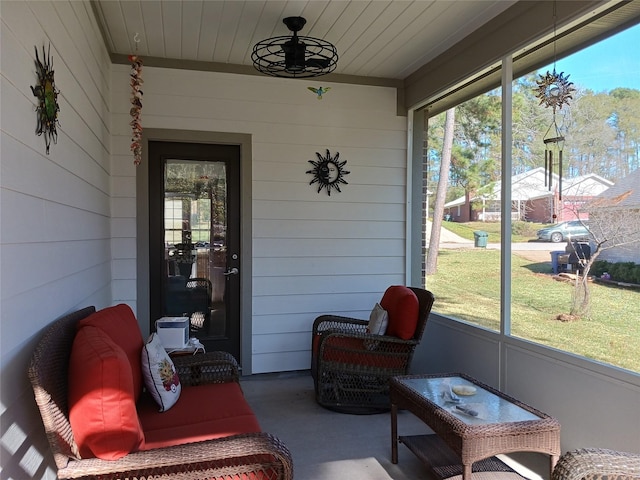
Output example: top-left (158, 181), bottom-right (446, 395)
top-left (426, 108), bottom-right (455, 275)
top-left (570, 250), bottom-right (599, 318)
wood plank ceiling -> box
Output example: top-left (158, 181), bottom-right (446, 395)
top-left (93, 0), bottom-right (516, 81)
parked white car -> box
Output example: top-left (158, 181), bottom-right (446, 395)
top-left (536, 221), bottom-right (591, 243)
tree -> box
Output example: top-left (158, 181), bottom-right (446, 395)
top-left (565, 181), bottom-right (640, 318)
top-left (512, 74), bottom-right (551, 173)
top-left (610, 88), bottom-right (640, 174)
top-left (449, 93), bottom-right (501, 220)
top-left (426, 108), bottom-right (455, 275)
top-left (564, 91), bottom-right (617, 177)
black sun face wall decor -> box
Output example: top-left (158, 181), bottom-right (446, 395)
top-left (306, 149), bottom-right (350, 196)
top-left (30, 45), bottom-right (60, 154)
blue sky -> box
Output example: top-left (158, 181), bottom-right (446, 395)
top-left (538, 23), bottom-right (639, 93)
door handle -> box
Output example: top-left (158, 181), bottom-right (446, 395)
top-left (224, 267), bottom-right (239, 276)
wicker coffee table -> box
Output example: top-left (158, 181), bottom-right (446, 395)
top-left (391, 373), bottom-right (560, 480)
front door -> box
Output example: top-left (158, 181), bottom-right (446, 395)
top-left (149, 141), bottom-right (241, 360)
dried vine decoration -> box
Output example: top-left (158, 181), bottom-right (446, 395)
top-left (129, 44), bottom-right (143, 165)
top-left (306, 149), bottom-right (350, 196)
top-left (30, 44), bottom-right (60, 154)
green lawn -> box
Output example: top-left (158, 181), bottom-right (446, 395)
top-left (439, 220), bottom-right (544, 243)
top-left (426, 248), bottom-right (640, 372)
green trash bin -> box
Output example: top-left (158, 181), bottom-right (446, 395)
top-left (473, 230), bottom-right (488, 248)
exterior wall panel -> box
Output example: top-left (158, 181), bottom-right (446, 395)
top-left (110, 65), bottom-right (407, 374)
top-left (0, 1), bottom-right (113, 478)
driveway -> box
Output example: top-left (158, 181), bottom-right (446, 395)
top-left (425, 220), bottom-right (470, 244)
top-left (426, 221), bottom-right (560, 263)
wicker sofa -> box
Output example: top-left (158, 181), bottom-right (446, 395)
top-left (28, 305), bottom-right (293, 480)
top-left (552, 448), bottom-right (640, 480)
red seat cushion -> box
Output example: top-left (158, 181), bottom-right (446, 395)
top-left (314, 335), bottom-right (409, 370)
top-left (68, 326), bottom-right (144, 460)
top-left (79, 304), bottom-right (144, 400)
top-left (139, 382), bottom-right (261, 449)
top-left (380, 286), bottom-right (419, 340)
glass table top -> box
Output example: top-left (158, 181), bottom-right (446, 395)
top-left (398, 376), bottom-right (542, 425)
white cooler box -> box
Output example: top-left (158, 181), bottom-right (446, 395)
top-left (156, 316), bottom-right (189, 349)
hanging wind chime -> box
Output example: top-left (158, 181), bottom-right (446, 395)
top-left (533, 3), bottom-right (575, 201)
top-left (535, 70), bottom-right (574, 201)
top-left (129, 33), bottom-right (143, 165)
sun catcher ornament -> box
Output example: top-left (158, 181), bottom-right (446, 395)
top-left (30, 45), bottom-right (60, 154)
top-left (534, 69), bottom-right (575, 113)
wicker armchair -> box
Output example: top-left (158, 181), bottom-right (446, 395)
top-left (28, 306), bottom-right (293, 480)
top-left (186, 277), bottom-right (213, 307)
top-left (552, 448), bottom-right (640, 480)
top-left (311, 286), bottom-right (435, 414)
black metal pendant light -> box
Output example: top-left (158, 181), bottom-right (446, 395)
top-left (252, 17), bottom-right (338, 78)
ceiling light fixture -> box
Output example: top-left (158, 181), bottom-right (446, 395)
top-left (252, 17), bottom-right (338, 78)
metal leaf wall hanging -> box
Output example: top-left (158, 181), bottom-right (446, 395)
top-left (30, 44), bottom-right (60, 154)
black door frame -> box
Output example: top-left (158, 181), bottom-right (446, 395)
top-left (137, 129), bottom-right (253, 373)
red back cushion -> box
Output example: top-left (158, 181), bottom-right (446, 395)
top-left (380, 286), bottom-right (419, 340)
top-left (79, 304), bottom-right (144, 399)
top-left (68, 326), bottom-right (144, 460)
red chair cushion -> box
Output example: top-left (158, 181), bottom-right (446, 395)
top-left (68, 326), bottom-right (144, 460)
top-left (79, 304), bottom-right (144, 400)
top-left (314, 336), bottom-right (409, 370)
top-left (380, 286), bottom-right (419, 340)
top-left (138, 382), bottom-right (261, 449)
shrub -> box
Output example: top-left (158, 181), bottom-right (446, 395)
top-left (592, 260), bottom-right (640, 284)
top-left (591, 260), bottom-right (609, 277)
top-left (512, 221), bottom-right (536, 236)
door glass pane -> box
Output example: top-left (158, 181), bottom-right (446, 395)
top-left (163, 159), bottom-right (228, 339)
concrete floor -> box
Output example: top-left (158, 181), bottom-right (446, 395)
top-left (241, 371), bottom-right (431, 479)
top-left (240, 372), bottom-right (548, 480)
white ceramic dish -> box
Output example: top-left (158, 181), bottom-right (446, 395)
top-left (452, 385), bottom-right (477, 396)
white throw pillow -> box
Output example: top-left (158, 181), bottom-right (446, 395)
top-left (365, 303), bottom-right (389, 350)
top-left (367, 303), bottom-right (389, 335)
top-left (141, 333), bottom-right (181, 412)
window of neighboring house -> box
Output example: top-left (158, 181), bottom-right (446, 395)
top-left (423, 22), bottom-right (640, 373)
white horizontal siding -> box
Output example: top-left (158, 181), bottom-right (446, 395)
top-left (252, 351), bottom-right (312, 375)
top-left (253, 274), bottom-right (404, 297)
top-left (1, 1), bottom-right (113, 478)
top-left (253, 238), bottom-right (404, 257)
top-left (1, 0), bottom-right (113, 344)
top-left (253, 256), bottom-right (404, 277)
top-left (253, 200), bottom-right (405, 221)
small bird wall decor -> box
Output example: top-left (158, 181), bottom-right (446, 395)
top-left (308, 86), bottom-right (330, 99)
